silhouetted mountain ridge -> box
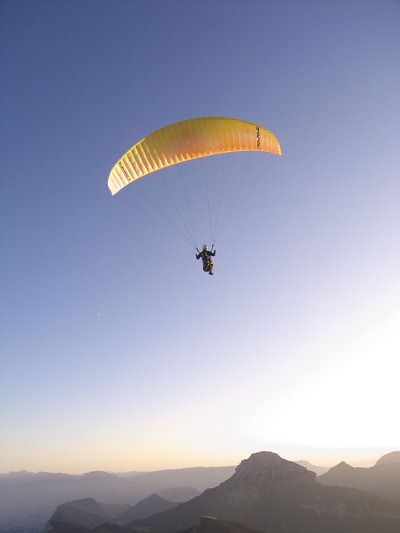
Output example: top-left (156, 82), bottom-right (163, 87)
top-left (3, 452), bottom-right (400, 533)
top-left (0, 466), bottom-right (233, 532)
top-left (44, 498), bottom-right (122, 532)
top-left (318, 456), bottom-right (400, 503)
top-left (44, 494), bottom-right (182, 533)
top-left (130, 452), bottom-right (400, 533)
top-left (117, 494), bottom-right (182, 524)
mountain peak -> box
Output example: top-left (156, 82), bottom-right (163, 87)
top-left (234, 451), bottom-right (316, 483)
top-left (375, 451), bottom-right (400, 466)
top-left (331, 461), bottom-right (353, 470)
top-left (82, 471), bottom-right (118, 480)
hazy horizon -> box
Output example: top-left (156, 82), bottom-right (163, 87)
top-left (2, 448), bottom-right (396, 475)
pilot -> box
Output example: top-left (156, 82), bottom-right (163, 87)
top-left (196, 245), bottom-right (216, 275)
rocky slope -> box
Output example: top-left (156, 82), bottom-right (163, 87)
top-left (130, 451), bottom-right (400, 533)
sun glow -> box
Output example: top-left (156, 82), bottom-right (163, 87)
top-left (228, 297), bottom-right (400, 453)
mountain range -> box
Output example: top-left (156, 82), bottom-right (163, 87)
top-left (0, 467), bottom-right (233, 533)
top-left (2, 451), bottom-right (399, 533)
top-left (318, 450), bottom-right (400, 503)
top-left (43, 451), bottom-right (400, 533)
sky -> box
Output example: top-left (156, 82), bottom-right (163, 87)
top-left (1, 0), bottom-right (399, 475)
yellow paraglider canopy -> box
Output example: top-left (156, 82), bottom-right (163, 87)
top-left (108, 117), bottom-right (281, 195)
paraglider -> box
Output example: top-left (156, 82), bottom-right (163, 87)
top-left (196, 245), bottom-right (216, 275)
top-left (108, 117), bottom-right (281, 275)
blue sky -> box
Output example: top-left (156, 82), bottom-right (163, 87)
top-left (1, 0), bottom-right (399, 474)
